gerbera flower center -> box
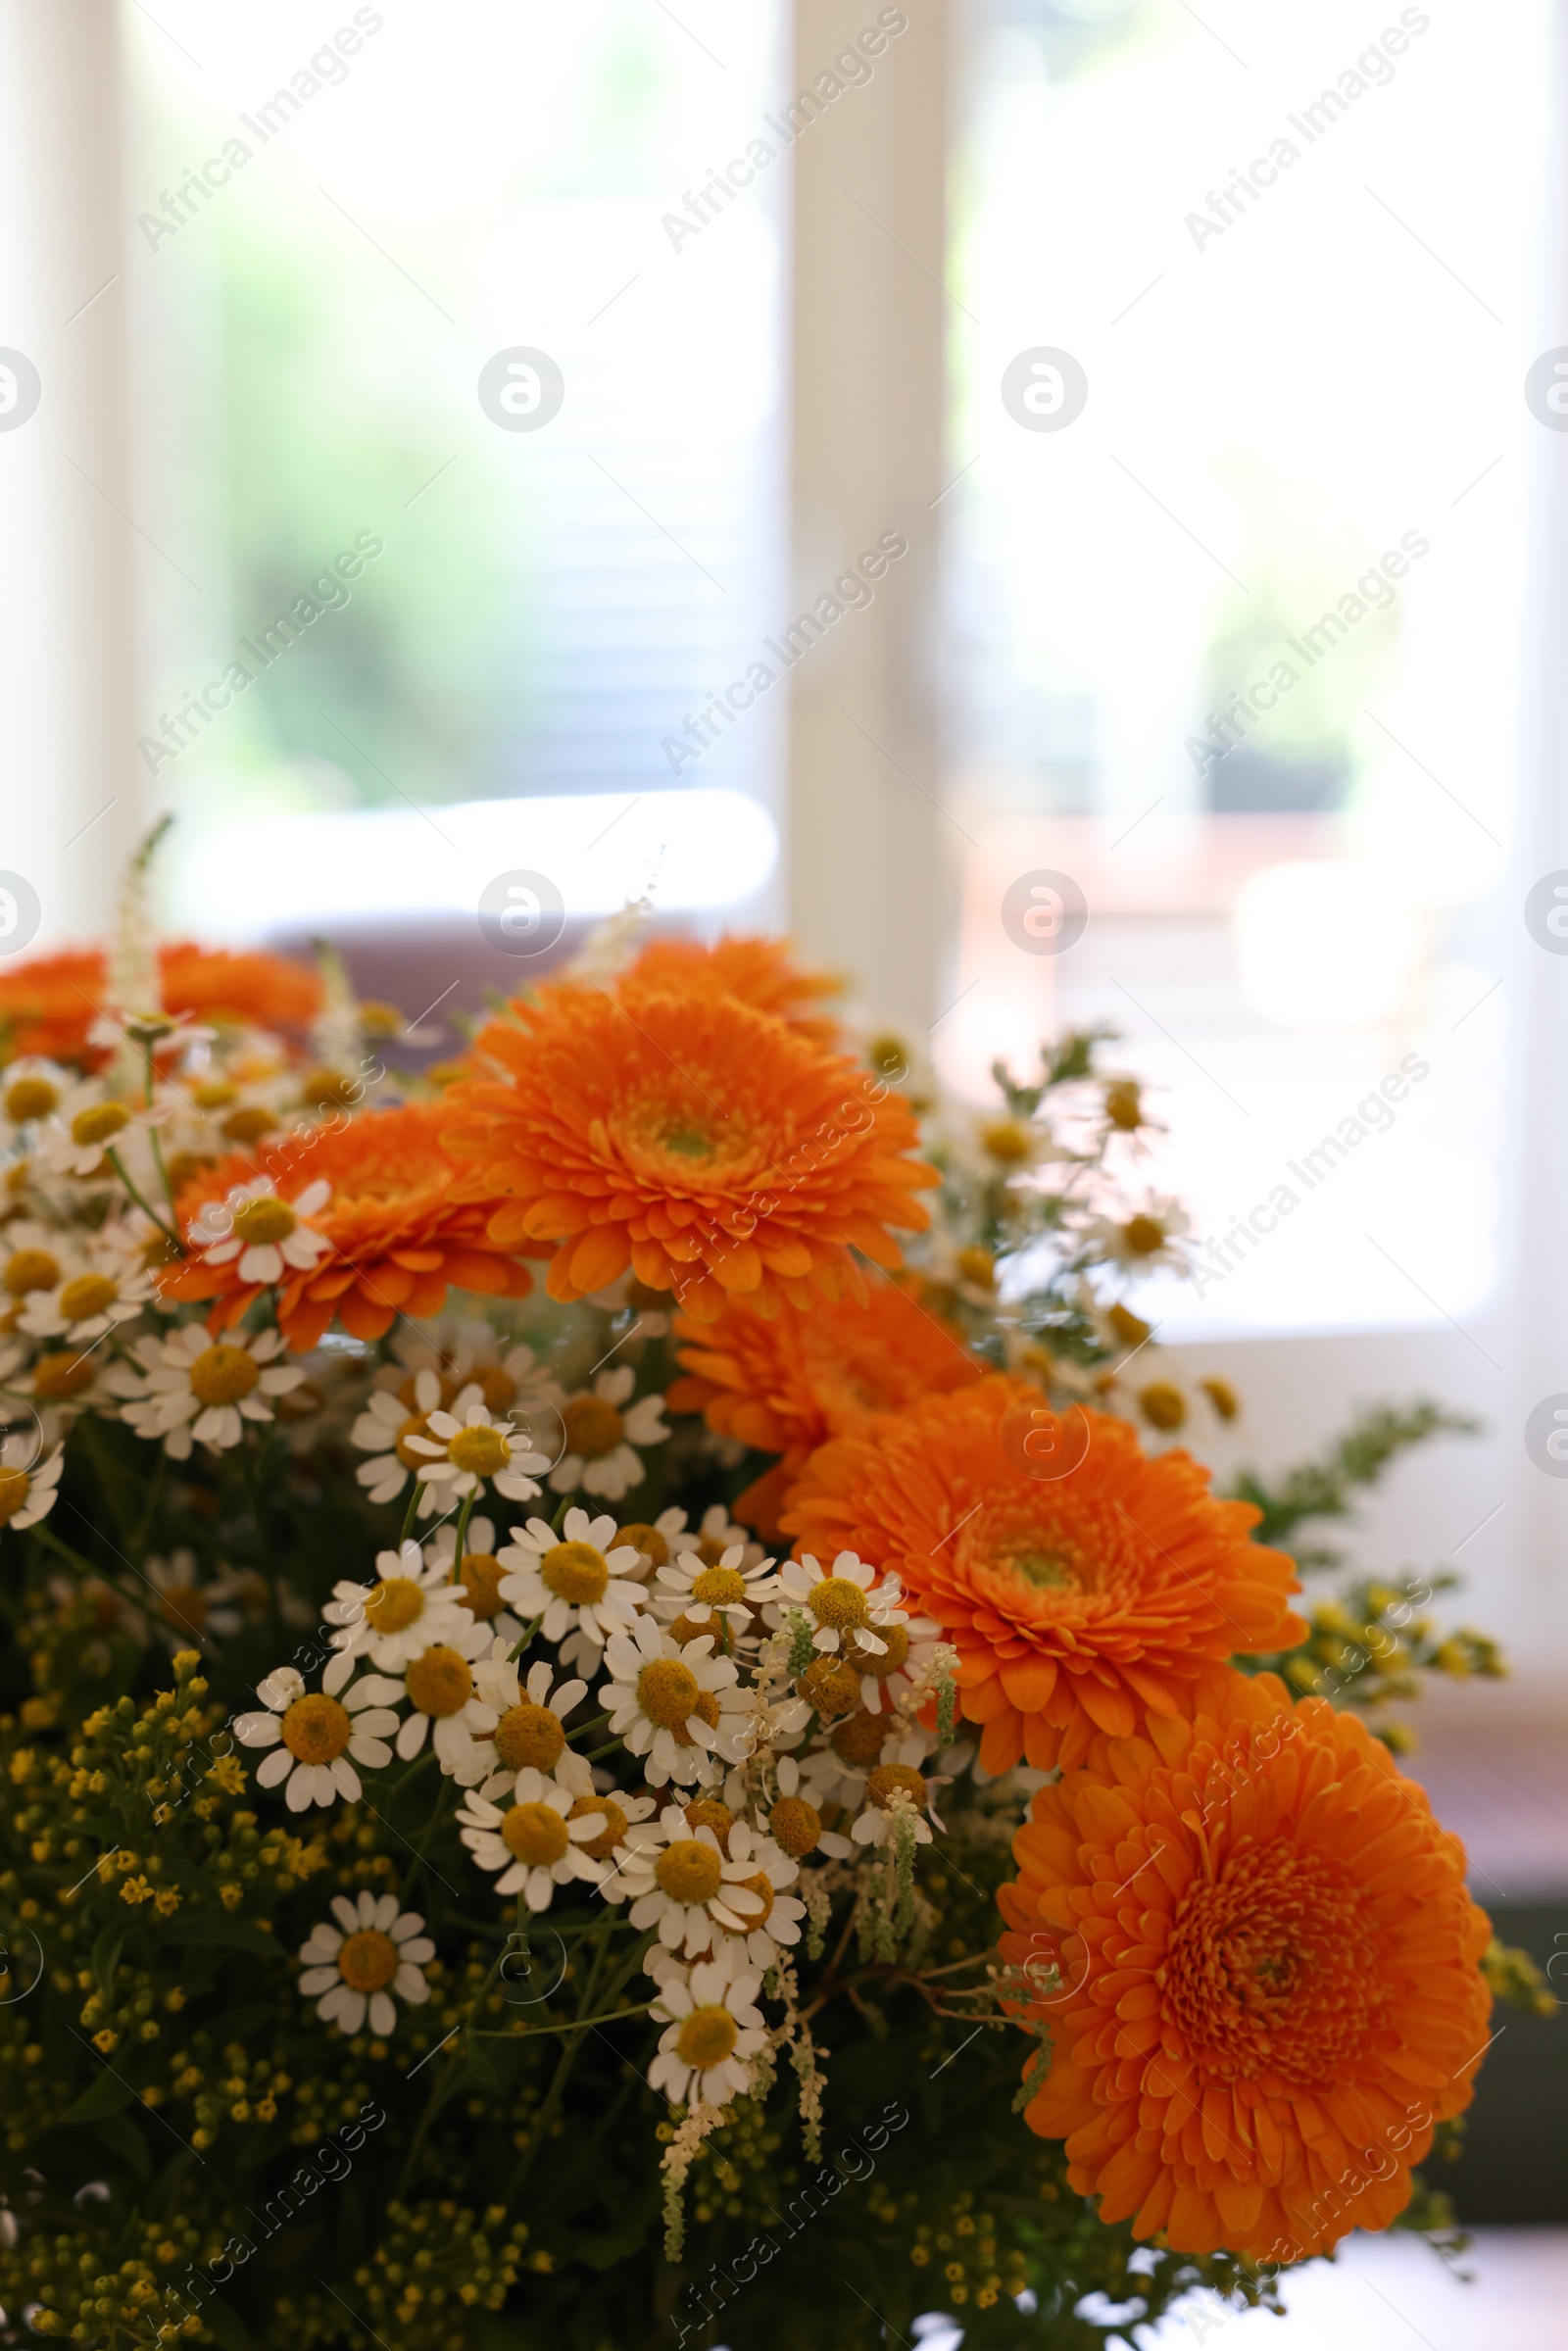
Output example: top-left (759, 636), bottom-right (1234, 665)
top-left (447, 1424), bottom-right (511, 1477)
top-left (0, 1468), bottom-right (31, 1524)
top-left (5, 1249), bottom-right (59, 1297)
top-left (4, 1077), bottom-right (57, 1122)
top-left (636, 1658), bottom-right (702, 1729)
top-left (568, 1794), bottom-right (628, 1862)
top-left (769, 1795), bottom-right (822, 1857)
top-left (394, 1413), bottom-right (436, 1468)
top-left (71, 1102), bottom-right (130, 1147)
top-left (58, 1273), bottom-right (118, 1322)
top-left (562, 1396), bottom-right (623, 1460)
top-left (845, 1623), bottom-right (909, 1678)
top-left (866, 1763), bottom-right (927, 1811)
top-left (616, 1523), bottom-right (668, 1570)
top-left (336, 1929), bottom-right (400, 1992)
top-left (1122, 1213), bottom-right (1166, 1256)
top-left (655, 1838), bottom-right (723, 1904)
top-left (230, 1197), bottom-right (297, 1246)
top-left (32, 1351), bottom-right (96, 1402)
top-left (363, 1576), bottom-right (426, 1633)
top-left (404, 1645), bottom-right (473, 1718)
top-left (160, 1585), bottom-right (207, 1634)
top-left (808, 1576), bottom-right (871, 1632)
top-left (541, 1542), bottom-right (610, 1605)
top-left (281, 1692), bottom-right (352, 1763)
top-left (671, 1690), bottom-right (721, 1748)
top-left (494, 1700), bottom-right (564, 1773)
top-left (683, 1798), bottom-right (734, 1853)
top-left (455, 1551), bottom-right (506, 1620)
top-left (1161, 1843), bottom-right (1382, 2086)
top-left (188, 1345), bottom-right (260, 1407)
top-left (675, 2005), bottom-right (738, 2071)
top-left (502, 1801), bottom-right (569, 1867)
top-left (690, 1566), bottom-right (747, 1608)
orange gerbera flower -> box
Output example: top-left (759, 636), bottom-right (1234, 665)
top-left (668, 1279), bottom-right (982, 1534)
top-left (621, 933), bottom-right (841, 1045)
top-left (781, 1377), bottom-right (1303, 1770)
top-left (0, 943), bottom-right (320, 1067)
top-left (161, 1102), bottom-right (536, 1349)
top-left (999, 1668), bottom-right (1493, 2261)
top-left (441, 982), bottom-right (936, 1321)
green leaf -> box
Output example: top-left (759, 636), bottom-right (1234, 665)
top-left (91, 1922), bottom-right (125, 1999)
top-left (162, 1911), bottom-right (280, 1958)
top-left (61, 2065), bottom-right (137, 2125)
top-left (201, 2296), bottom-right (255, 2351)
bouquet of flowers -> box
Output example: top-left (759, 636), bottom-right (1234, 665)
top-left (0, 838), bottom-right (1542, 2351)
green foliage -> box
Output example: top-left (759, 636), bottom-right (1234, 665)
top-left (1227, 1400), bottom-right (1478, 1570)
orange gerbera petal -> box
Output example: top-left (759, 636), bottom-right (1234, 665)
top-left (440, 977), bottom-right (935, 1321)
top-left (619, 931), bottom-right (842, 1045)
top-left (0, 942), bottom-right (321, 1068)
top-left (1000, 1667), bottom-right (1494, 2262)
top-left (782, 1376), bottom-right (1304, 1762)
top-left (160, 1102), bottom-right (537, 1349)
top-left (667, 1276), bottom-right (980, 1534)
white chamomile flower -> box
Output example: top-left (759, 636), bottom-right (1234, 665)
top-left (599, 1619), bottom-right (749, 1788)
top-left (607, 1504), bottom-right (694, 1585)
top-left (850, 1758), bottom-right (939, 1849)
top-left (351, 1368), bottom-right (446, 1504)
top-left (550, 1366), bottom-right (668, 1499)
top-left (770, 1754), bottom-right (855, 1860)
top-left (403, 1388), bottom-right (550, 1515)
top-left (0, 1058), bottom-right (71, 1147)
top-left (384, 1615), bottom-right (497, 1774)
top-left (653, 1544), bottom-right (778, 1653)
top-left (795, 1717), bottom-right (934, 1817)
top-left (322, 1541), bottom-right (473, 1672)
top-left (298, 1892), bottom-right (434, 2037)
top-left (18, 1253), bottom-right (153, 1344)
top-left (0, 1437), bottom-right (63, 1533)
top-left (608, 1806), bottom-right (782, 1958)
top-left (497, 1509), bottom-right (647, 1653)
top-left (1078, 1195), bottom-right (1191, 1275)
top-left (649, 1959), bottom-right (768, 2108)
top-left (34, 1084), bottom-right (150, 1179)
top-left (189, 1174), bottom-right (332, 1287)
top-left (708, 1820), bottom-right (807, 1971)
top-left (234, 1664), bottom-right (402, 1812)
top-left (142, 1547), bottom-right (246, 1646)
top-left (112, 1323), bottom-right (306, 1458)
top-left (422, 1515), bottom-right (528, 1646)
top-left (470, 1646), bottom-right (593, 1795)
top-left (456, 1769), bottom-right (607, 1910)
top-left (775, 1550), bottom-right (907, 1658)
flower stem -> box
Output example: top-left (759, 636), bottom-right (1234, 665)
top-left (564, 1710), bottom-right (612, 1745)
top-left (506, 1611), bottom-right (545, 1664)
top-left (400, 1479), bottom-right (425, 1543)
top-left (450, 1489), bottom-right (477, 1573)
top-left (106, 1148), bottom-right (183, 1251)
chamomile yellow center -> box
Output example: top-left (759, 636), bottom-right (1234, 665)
top-left (568, 1795), bottom-right (629, 1863)
top-left (769, 1795), bottom-right (822, 1858)
top-left (281, 1693), bottom-right (352, 1764)
top-left (845, 1623), bottom-right (909, 1680)
top-left (830, 1710), bottom-right (887, 1767)
top-left (188, 1346), bottom-right (259, 1407)
top-left (336, 1929), bottom-right (399, 1992)
top-left (447, 1424), bottom-right (511, 1478)
top-left (404, 1646), bottom-right (473, 1718)
top-left (562, 1396), bottom-right (622, 1460)
top-left (470, 1365), bottom-right (517, 1412)
top-left (616, 1523), bottom-right (668, 1570)
top-left (683, 1799), bottom-right (734, 1852)
top-left (637, 1657), bottom-right (700, 1728)
top-left (671, 1689), bottom-right (721, 1749)
top-left (159, 1585), bottom-right (207, 1634)
top-left (541, 1542), bottom-right (609, 1606)
top-left (808, 1576), bottom-right (871, 1633)
top-left (690, 1566), bottom-right (746, 1608)
top-left (222, 1106), bottom-right (276, 1146)
top-left (797, 1657), bottom-right (861, 1718)
top-left (655, 1838), bottom-right (723, 1905)
top-left (363, 1576), bottom-right (426, 1633)
top-left (455, 1551), bottom-right (506, 1621)
top-left (1122, 1214), bottom-right (1166, 1256)
top-left (674, 2005), bottom-right (738, 2071)
top-left (867, 1763), bottom-right (926, 1811)
top-left (730, 1872), bottom-right (774, 1926)
top-left (32, 1351), bottom-right (96, 1402)
top-left (4, 1077), bottom-right (57, 1123)
top-left (0, 1468), bottom-right (31, 1525)
top-left (494, 1701), bottom-right (564, 1774)
top-left (5, 1249), bottom-right (59, 1297)
top-left (71, 1102), bottom-right (130, 1148)
top-left (57, 1273), bottom-right (118, 1323)
top-left (394, 1414), bottom-right (436, 1469)
top-left (502, 1802), bottom-right (568, 1867)
top-left (230, 1197), bottom-right (297, 1246)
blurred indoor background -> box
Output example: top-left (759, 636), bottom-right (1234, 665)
top-left (0, 0), bottom-right (1564, 2318)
